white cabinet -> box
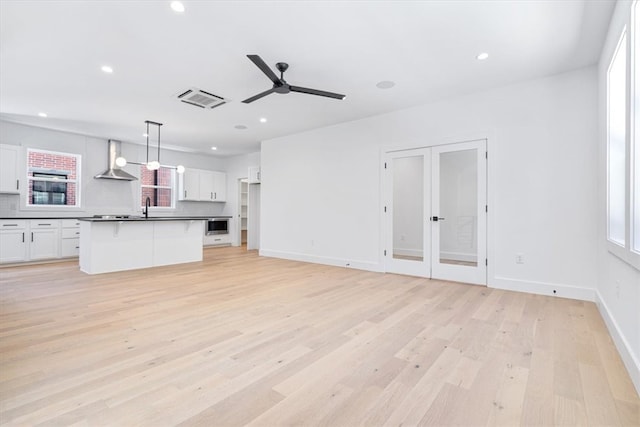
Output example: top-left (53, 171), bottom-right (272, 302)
top-left (178, 168), bottom-right (226, 202)
top-left (29, 220), bottom-right (60, 260)
top-left (0, 144), bottom-right (21, 194)
top-left (80, 220), bottom-right (204, 274)
top-left (212, 171), bottom-right (226, 201)
top-left (179, 169), bottom-right (200, 201)
top-left (204, 233), bottom-right (231, 246)
top-left (61, 219), bottom-right (80, 257)
top-left (248, 166), bottom-right (261, 184)
top-left (0, 219), bottom-right (81, 264)
top-left (0, 220), bottom-right (28, 263)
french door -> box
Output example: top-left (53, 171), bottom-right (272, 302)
top-left (384, 140), bottom-right (487, 285)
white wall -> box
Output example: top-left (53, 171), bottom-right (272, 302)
top-left (0, 120), bottom-right (228, 218)
top-left (261, 65), bottom-right (599, 299)
top-left (596, 0), bottom-right (640, 393)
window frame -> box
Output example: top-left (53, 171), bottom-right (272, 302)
top-left (606, 28), bottom-right (628, 250)
top-left (606, 0), bottom-right (640, 270)
top-left (25, 148), bottom-right (82, 210)
top-left (139, 165), bottom-right (176, 210)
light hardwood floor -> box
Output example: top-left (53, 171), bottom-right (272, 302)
top-left (1, 246), bottom-right (638, 426)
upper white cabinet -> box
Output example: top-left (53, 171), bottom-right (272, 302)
top-left (0, 144), bottom-right (21, 194)
top-left (248, 166), bottom-right (261, 184)
top-left (212, 171), bottom-right (226, 201)
top-left (178, 168), bottom-right (226, 202)
top-left (179, 169), bottom-right (200, 201)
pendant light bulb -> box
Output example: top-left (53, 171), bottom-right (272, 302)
top-left (176, 165), bottom-right (185, 174)
top-left (147, 161), bottom-right (160, 171)
top-left (115, 156), bottom-right (127, 167)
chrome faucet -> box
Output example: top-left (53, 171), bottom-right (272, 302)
top-left (143, 196), bottom-right (151, 218)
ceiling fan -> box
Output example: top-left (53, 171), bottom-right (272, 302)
top-left (242, 55), bottom-right (346, 104)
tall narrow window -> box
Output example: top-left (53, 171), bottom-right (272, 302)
top-left (140, 166), bottom-right (174, 208)
top-left (27, 149), bottom-right (81, 207)
top-left (633, 1), bottom-right (640, 254)
top-left (607, 30), bottom-right (627, 247)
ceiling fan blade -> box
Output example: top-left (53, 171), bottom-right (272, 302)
top-left (242, 87), bottom-right (277, 104)
top-left (247, 55), bottom-right (280, 85)
top-left (290, 85), bottom-right (346, 100)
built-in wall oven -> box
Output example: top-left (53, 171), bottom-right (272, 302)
top-left (206, 218), bottom-right (229, 235)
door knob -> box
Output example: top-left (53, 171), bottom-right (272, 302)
top-left (431, 216), bottom-right (445, 222)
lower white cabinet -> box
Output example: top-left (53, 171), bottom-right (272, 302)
top-left (0, 220), bottom-right (28, 263)
top-left (203, 233), bottom-right (231, 246)
top-left (30, 227), bottom-right (60, 260)
top-left (0, 219), bottom-right (81, 264)
top-left (61, 219), bottom-right (81, 257)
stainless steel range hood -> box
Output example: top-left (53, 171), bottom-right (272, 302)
top-left (94, 140), bottom-right (137, 181)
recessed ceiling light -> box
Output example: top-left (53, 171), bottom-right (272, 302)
top-left (259, 118), bottom-right (267, 123)
top-left (376, 80), bottom-right (395, 89)
top-left (235, 125), bottom-right (248, 130)
top-left (101, 65), bottom-right (113, 73)
top-left (38, 112), bottom-right (47, 118)
top-left (476, 52), bottom-right (489, 60)
top-left (211, 146), bottom-right (218, 150)
top-left (170, 1), bottom-right (185, 13)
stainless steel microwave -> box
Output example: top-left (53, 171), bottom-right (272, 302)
top-left (206, 218), bottom-right (230, 235)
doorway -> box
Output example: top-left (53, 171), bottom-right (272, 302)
top-left (237, 178), bottom-right (248, 246)
top-left (237, 177), bottom-right (261, 251)
top-left (384, 139), bottom-right (487, 285)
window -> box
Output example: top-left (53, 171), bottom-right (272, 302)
top-left (607, 30), bottom-right (627, 247)
top-left (607, 0), bottom-right (640, 269)
top-left (27, 149), bottom-right (81, 207)
top-left (140, 166), bottom-right (174, 208)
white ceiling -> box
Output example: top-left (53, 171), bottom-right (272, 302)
top-left (0, 0), bottom-right (614, 157)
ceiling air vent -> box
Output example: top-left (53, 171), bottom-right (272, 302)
top-left (177, 88), bottom-right (226, 109)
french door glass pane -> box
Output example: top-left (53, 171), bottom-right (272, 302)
top-left (439, 149), bottom-right (478, 267)
top-left (608, 31), bottom-right (627, 246)
top-left (392, 156), bottom-right (424, 261)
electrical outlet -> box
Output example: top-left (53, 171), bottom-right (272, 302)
top-left (400, 234), bottom-right (405, 241)
top-left (516, 253), bottom-right (525, 264)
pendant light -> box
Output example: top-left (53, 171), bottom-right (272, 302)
top-left (115, 120), bottom-right (184, 174)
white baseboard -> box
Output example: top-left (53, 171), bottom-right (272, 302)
top-left (595, 290), bottom-right (640, 395)
top-left (259, 249), bottom-right (383, 272)
top-left (491, 276), bottom-right (596, 301)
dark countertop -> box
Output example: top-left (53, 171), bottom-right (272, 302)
top-left (78, 216), bottom-right (225, 222)
top-left (2, 216), bottom-right (232, 221)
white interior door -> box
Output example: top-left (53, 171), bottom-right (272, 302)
top-left (430, 140), bottom-right (487, 285)
top-left (384, 148), bottom-right (431, 277)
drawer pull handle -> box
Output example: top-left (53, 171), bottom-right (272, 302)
top-left (3, 224), bottom-right (18, 227)
top-left (38, 223), bottom-right (52, 226)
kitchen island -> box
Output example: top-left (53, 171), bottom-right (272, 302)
top-left (79, 217), bottom-right (205, 274)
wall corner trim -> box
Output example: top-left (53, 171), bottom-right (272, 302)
top-left (595, 290), bottom-right (640, 395)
